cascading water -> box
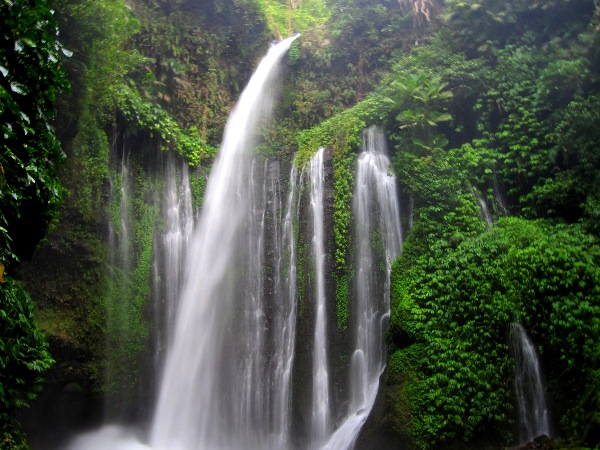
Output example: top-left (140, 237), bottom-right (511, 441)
top-left (67, 36), bottom-right (299, 450)
top-left (150, 153), bottom-right (194, 403)
top-left (510, 323), bottom-right (552, 445)
top-left (150, 35), bottom-right (299, 450)
top-left (270, 163), bottom-right (301, 447)
top-left (472, 187), bottom-right (493, 228)
top-left (104, 148), bottom-right (133, 421)
top-left (324, 126), bottom-right (402, 450)
top-left (309, 147), bottom-right (331, 447)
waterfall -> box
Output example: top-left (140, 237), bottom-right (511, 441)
top-left (309, 147), bottom-right (331, 447)
top-left (510, 323), bottom-right (552, 445)
top-left (494, 175), bottom-right (509, 217)
top-left (150, 35), bottom-right (299, 450)
top-left (472, 187), bottom-right (493, 228)
top-left (104, 147), bottom-right (133, 420)
top-left (67, 35), bottom-right (298, 450)
top-left (150, 153), bottom-right (194, 407)
top-left (323, 126), bottom-right (402, 449)
top-left (270, 163), bottom-right (301, 447)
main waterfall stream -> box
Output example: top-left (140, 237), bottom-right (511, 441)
top-left (150, 35), bottom-right (299, 450)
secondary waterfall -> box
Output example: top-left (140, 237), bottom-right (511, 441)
top-left (270, 162), bottom-right (302, 448)
top-left (104, 148), bottom-right (133, 421)
top-left (150, 35), bottom-right (299, 450)
top-left (309, 147), bottom-right (331, 447)
top-left (472, 187), bottom-right (493, 228)
top-left (149, 153), bottom-right (194, 408)
top-left (510, 323), bottom-right (552, 444)
top-left (324, 126), bottom-right (402, 449)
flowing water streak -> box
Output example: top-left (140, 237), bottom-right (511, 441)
top-left (510, 323), bottom-right (552, 444)
top-left (232, 157), bottom-right (268, 440)
top-left (309, 147), bottom-right (332, 446)
top-left (151, 154), bottom-right (194, 395)
top-left (472, 187), bottom-right (493, 228)
top-left (323, 126), bottom-right (402, 450)
top-left (270, 163), bottom-right (301, 447)
top-left (104, 148), bottom-right (133, 420)
top-left (150, 35), bottom-right (299, 450)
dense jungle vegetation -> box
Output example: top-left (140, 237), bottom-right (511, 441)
top-left (1, 0), bottom-right (599, 448)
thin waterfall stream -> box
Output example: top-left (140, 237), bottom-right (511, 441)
top-left (309, 147), bottom-right (331, 448)
top-left (323, 126), bottom-right (402, 450)
top-left (510, 323), bottom-right (552, 445)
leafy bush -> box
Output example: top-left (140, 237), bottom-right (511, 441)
top-left (388, 218), bottom-right (600, 448)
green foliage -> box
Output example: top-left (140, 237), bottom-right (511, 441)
top-left (441, 0), bottom-right (595, 57)
top-left (288, 38), bottom-right (301, 65)
top-left (0, 0), bottom-right (70, 265)
top-left (335, 274), bottom-right (349, 330)
top-left (388, 218), bottom-right (600, 447)
top-left (287, 0), bottom-right (414, 130)
top-left (256, 0), bottom-right (330, 38)
top-left (54, 0), bottom-right (141, 122)
top-left (131, 0), bottom-right (270, 145)
top-left (0, 277), bottom-right (53, 448)
top-left (386, 70), bottom-right (453, 154)
top-left (188, 164), bottom-right (210, 211)
top-left (120, 88), bottom-right (216, 165)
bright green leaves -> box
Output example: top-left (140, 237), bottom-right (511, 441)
top-left (388, 218), bottom-right (600, 447)
top-left (387, 71), bottom-right (453, 155)
top-left (0, 0), bottom-right (64, 425)
top-left (120, 88), bottom-right (216, 166)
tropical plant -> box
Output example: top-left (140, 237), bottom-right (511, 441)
top-left (0, 278), bottom-right (54, 448)
top-left (0, 0), bottom-right (69, 266)
top-left (386, 70), bottom-right (453, 154)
